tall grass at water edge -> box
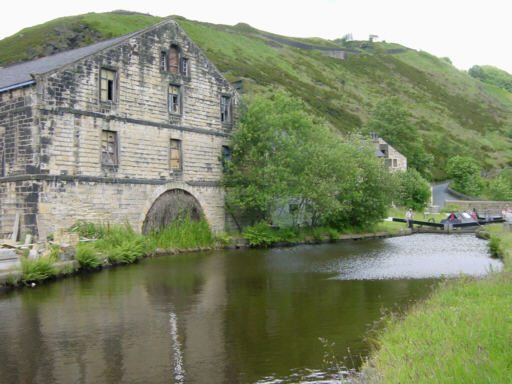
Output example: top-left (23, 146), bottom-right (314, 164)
top-left (146, 217), bottom-right (214, 250)
top-left (73, 217), bottom-right (215, 264)
top-left (363, 223), bottom-right (512, 383)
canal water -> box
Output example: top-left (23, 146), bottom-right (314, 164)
top-left (0, 234), bottom-right (501, 383)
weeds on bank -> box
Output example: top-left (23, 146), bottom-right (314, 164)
top-left (21, 256), bottom-right (56, 283)
top-left (365, 225), bottom-right (512, 383)
top-left (75, 243), bottom-right (102, 268)
top-left (147, 217), bottom-right (214, 250)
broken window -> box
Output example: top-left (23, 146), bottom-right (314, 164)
top-left (181, 57), bottom-right (189, 76)
top-left (220, 96), bottom-right (231, 123)
top-left (160, 51), bottom-right (168, 72)
top-left (169, 45), bottom-right (180, 74)
top-left (100, 69), bottom-right (116, 102)
top-left (221, 145), bottom-right (230, 172)
top-left (101, 130), bottom-right (118, 167)
top-left (170, 139), bottom-right (182, 171)
top-left (168, 85), bottom-right (181, 114)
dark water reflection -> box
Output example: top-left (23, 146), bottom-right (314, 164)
top-left (0, 234), bottom-right (500, 383)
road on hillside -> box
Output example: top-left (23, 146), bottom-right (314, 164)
top-left (432, 182), bottom-right (460, 208)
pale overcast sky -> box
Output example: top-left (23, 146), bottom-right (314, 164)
top-left (1, 0), bottom-right (511, 73)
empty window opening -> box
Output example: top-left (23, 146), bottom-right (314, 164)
top-left (101, 130), bottom-right (118, 166)
top-left (169, 85), bottom-right (181, 114)
top-left (169, 45), bottom-right (180, 74)
top-left (100, 69), bottom-right (116, 102)
top-left (220, 96), bottom-right (231, 123)
top-left (170, 139), bottom-right (182, 171)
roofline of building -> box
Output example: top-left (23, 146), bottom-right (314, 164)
top-left (0, 80), bottom-right (35, 93)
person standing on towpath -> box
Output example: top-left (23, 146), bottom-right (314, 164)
top-left (405, 209), bottom-right (413, 228)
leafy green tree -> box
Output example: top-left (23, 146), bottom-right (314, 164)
top-left (364, 97), bottom-right (433, 177)
top-left (446, 156), bottom-right (483, 197)
top-left (488, 174), bottom-right (512, 201)
top-left (394, 169), bottom-right (431, 210)
top-left (222, 91), bottom-right (394, 229)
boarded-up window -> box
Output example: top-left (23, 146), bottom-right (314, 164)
top-left (160, 51), bottom-right (168, 72)
top-left (169, 45), bottom-right (180, 74)
top-left (221, 96), bottom-right (231, 123)
top-left (181, 58), bottom-right (189, 76)
top-left (170, 139), bottom-right (182, 171)
top-left (101, 130), bottom-right (118, 166)
top-left (169, 85), bottom-right (181, 114)
top-left (100, 69), bottom-right (116, 102)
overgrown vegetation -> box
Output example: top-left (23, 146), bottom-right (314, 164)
top-left (446, 155), bottom-right (484, 197)
top-left (223, 91), bottom-right (394, 231)
top-left (21, 256), bottom-right (56, 283)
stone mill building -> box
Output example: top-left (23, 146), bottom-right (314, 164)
top-left (0, 19), bottom-right (239, 239)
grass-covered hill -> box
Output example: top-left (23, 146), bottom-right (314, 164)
top-left (1, 11), bottom-right (511, 179)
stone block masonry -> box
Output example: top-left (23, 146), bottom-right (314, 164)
top-left (0, 19), bottom-right (239, 238)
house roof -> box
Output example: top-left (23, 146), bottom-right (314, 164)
top-left (0, 20), bottom-right (168, 92)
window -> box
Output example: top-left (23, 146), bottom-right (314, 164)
top-left (100, 69), bottom-right (116, 102)
top-left (160, 51), bottom-right (168, 72)
top-left (221, 145), bottom-right (230, 173)
top-left (169, 45), bottom-right (180, 74)
top-left (169, 85), bottom-right (181, 115)
top-left (392, 158), bottom-right (398, 167)
top-left (181, 57), bottom-right (189, 76)
top-left (101, 130), bottom-right (118, 167)
top-left (220, 96), bottom-right (231, 123)
top-left (170, 139), bottom-right (182, 171)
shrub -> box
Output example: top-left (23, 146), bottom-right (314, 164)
top-left (21, 256), bottom-right (56, 283)
top-left (75, 243), bottom-right (102, 268)
top-left (242, 222), bottom-right (279, 247)
top-left (107, 238), bottom-right (145, 264)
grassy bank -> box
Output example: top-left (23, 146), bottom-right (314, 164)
top-left (364, 223), bottom-right (512, 383)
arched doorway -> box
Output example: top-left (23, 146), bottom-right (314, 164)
top-left (142, 189), bottom-right (204, 234)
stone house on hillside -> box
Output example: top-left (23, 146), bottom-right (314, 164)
top-left (0, 19), bottom-right (239, 239)
top-left (370, 133), bottom-right (407, 172)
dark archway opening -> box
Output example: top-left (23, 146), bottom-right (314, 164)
top-left (142, 189), bottom-right (203, 234)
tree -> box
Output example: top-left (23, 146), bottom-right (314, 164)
top-left (446, 156), bottom-right (483, 197)
top-left (394, 169), bottom-right (431, 210)
top-left (222, 91), bottom-right (394, 229)
top-left (488, 173), bottom-right (512, 201)
top-left (364, 97), bottom-right (433, 177)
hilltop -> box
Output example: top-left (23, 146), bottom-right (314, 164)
top-left (1, 11), bottom-right (511, 179)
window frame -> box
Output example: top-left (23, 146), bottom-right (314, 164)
top-left (170, 138), bottom-right (182, 172)
top-left (221, 145), bottom-right (230, 173)
top-left (160, 51), bottom-right (168, 72)
top-left (180, 57), bottom-right (189, 77)
top-left (168, 84), bottom-right (182, 115)
top-left (220, 95), bottom-right (232, 124)
top-left (101, 130), bottom-right (119, 169)
top-left (99, 68), bottom-right (117, 104)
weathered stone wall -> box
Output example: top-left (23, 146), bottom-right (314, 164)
top-left (0, 20), bottom-right (238, 237)
top-left (34, 179), bottom-right (226, 238)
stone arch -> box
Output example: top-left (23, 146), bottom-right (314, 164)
top-left (142, 188), bottom-right (204, 234)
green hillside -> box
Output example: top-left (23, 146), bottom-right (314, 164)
top-left (1, 11), bottom-right (511, 179)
